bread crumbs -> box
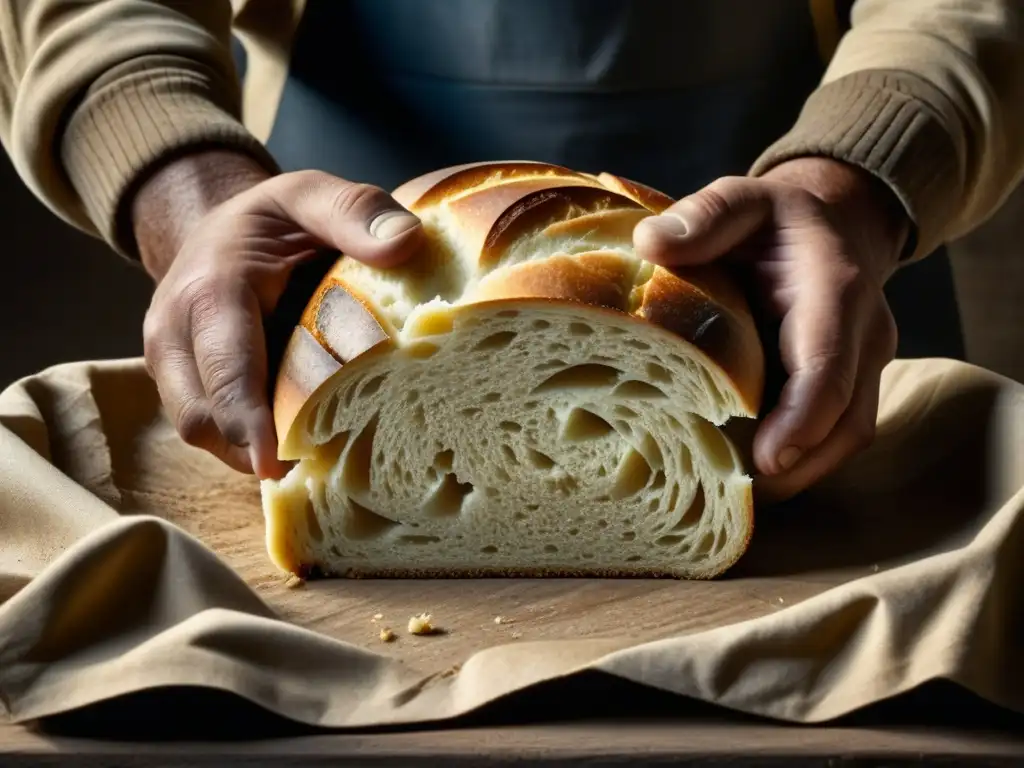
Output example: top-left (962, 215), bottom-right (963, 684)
top-left (408, 613), bottom-right (437, 635)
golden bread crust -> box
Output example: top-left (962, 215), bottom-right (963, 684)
top-left (273, 161), bottom-right (764, 451)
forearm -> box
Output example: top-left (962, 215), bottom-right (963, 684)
top-left (133, 150), bottom-right (273, 281)
top-left (751, 0), bottom-right (1024, 261)
top-left (0, 0), bottom-right (275, 256)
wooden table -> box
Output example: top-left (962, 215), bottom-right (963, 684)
top-left (4, 718), bottom-right (1024, 766)
top-left (4, 678), bottom-right (1023, 767)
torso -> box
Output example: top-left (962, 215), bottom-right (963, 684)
top-left (258, 0), bottom-right (964, 360)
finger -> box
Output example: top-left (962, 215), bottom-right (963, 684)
top-left (189, 284), bottom-right (291, 481)
top-left (753, 281), bottom-right (867, 475)
top-left (145, 320), bottom-right (254, 475)
top-left (633, 176), bottom-right (774, 266)
top-left (257, 171), bottom-right (424, 268)
top-left (754, 359), bottom-right (884, 503)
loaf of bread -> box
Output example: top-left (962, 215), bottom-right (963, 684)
top-left (262, 161), bottom-right (765, 580)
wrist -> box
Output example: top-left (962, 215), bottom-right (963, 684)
top-left (761, 157), bottom-right (910, 282)
top-left (131, 148), bottom-right (274, 281)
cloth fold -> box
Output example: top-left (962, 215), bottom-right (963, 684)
top-left (0, 358), bottom-right (1021, 730)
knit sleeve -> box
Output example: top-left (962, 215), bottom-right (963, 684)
top-left (750, 0), bottom-right (1024, 261)
top-left (0, 1), bottom-right (277, 256)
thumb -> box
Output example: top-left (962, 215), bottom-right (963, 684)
top-left (257, 170), bottom-right (424, 268)
top-left (634, 176), bottom-right (774, 266)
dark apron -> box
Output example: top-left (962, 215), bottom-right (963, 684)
top-left (257, 0), bottom-right (964, 361)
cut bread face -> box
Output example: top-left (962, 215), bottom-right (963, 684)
top-left (264, 161), bottom-right (765, 580)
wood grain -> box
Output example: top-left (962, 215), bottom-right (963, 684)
top-left (3, 719), bottom-right (1024, 765)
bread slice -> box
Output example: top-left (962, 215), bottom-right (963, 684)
top-left (263, 161), bottom-right (765, 580)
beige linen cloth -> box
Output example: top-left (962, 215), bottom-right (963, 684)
top-left (0, 356), bottom-right (1021, 729)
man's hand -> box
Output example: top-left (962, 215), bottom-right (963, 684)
top-left (133, 151), bottom-right (424, 480)
top-left (634, 157), bottom-right (910, 498)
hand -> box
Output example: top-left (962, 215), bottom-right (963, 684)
top-left (134, 151), bottom-right (424, 479)
top-left (634, 157), bottom-right (909, 499)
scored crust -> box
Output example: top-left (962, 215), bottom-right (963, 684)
top-left (266, 161), bottom-right (765, 580)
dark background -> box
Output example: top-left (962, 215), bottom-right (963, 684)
top-left (1, 152), bottom-right (1022, 390)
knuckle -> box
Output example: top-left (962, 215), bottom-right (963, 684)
top-left (201, 352), bottom-right (250, 413)
top-left (176, 399), bottom-right (214, 448)
top-left (803, 351), bottom-right (857, 406)
top-left (691, 181), bottom-right (736, 221)
top-left (329, 181), bottom-right (389, 221)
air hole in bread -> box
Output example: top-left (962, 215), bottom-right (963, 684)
top-left (500, 420), bottom-right (523, 433)
top-left (314, 395), bottom-right (340, 434)
top-left (691, 416), bottom-right (735, 472)
top-left (614, 405), bottom-right (638, 420)
top-left (475, 330), bottom-right (518, 351)
top-left (534, 359), bottom-right (567, 372)
top-left (611, 448), bottom-right (652, 499)
top-left (486, 487), bottom-right (500, 498)
top-left (434, 449), bottom-right (454, 471)
top-left (527, 448), bottom-right (556, 470)
top-left (695, 531), bottom-right (716, 557)
top-left (398, 534), bottom-right (442, 545)
top-left (303, 499), bottom-right (324, 542)
top-left (547, 342), bottom-right (572, 355)
top-left (496, 467), bottom-right (512, 482)
top-left (568, 322), bottom-right (594, 336)
top-left (679, 445), bottom-right (694, 476)
top-left (668, 486), bottom-right (705, 532)
top-left (621, 531), bottom-right (636, 542)
top-left (613, 380), bottom-right (667, 399)
top-left (655, 534), bottom-right (684, 548)
top-left (560, 407), bottom-right (615, 442)
top-left (484, 392), bottom-right (502, 402)
top-left (497, 310), bottom-right (520, 319)
top-left (423, 472), bottom-right (474, 518)
top-left (651, 471), bottom-right (666, 490)
top-left (501, 445), bottom-right (518, 463)
top-left (598, 519), bottom-right (608, 529)
top-left (544, 544), bottom-right (558, 553)
top-left (532, 363), bottom-right (621, 393)
top-left (461, 407), bottom-right (482, 417)
top-left (646, 363), bottom-right (672, 384)
top-left (532, 319), bottom-right (551, 330)
top-left (666, 484), bottom-right (681, 514)
top-left (343, 498), bottom-right (399, 540)
top-left (311, 431), bottom-right (350, 475)
top-left (626, 339), bottom-right (651, 351)
top-left (481, 545), bottom-right (498, 554)
top-left (526, 503), bottom-right (540, 512)
top-left (342, 414), bottom-right (378, 495)
top-left (359, 374), bottom-right (389, 398)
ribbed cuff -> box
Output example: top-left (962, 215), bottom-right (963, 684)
top-left (61, 55), bottom-right (279, 258)
top-left (750, 70), bottom-right (964, 262)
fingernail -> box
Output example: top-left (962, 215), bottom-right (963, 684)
top-left (369, 210), bottom-right (420, 240)
top-left (777, 446), bottom-right (803, 471)
top-left (649, 212), bottom-right (690, 239)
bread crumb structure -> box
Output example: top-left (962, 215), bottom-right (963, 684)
top-left (263, 161), bottom-right (765, 581)
top-left (407, 613), bottom-right (436, 636)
